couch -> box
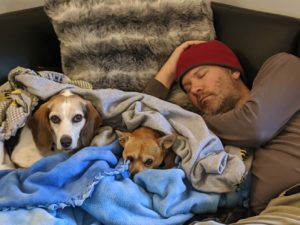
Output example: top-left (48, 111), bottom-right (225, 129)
top-left (0, 2), bottom-right (299, 224)
top-left (0, 2), bottom-right (299, 87)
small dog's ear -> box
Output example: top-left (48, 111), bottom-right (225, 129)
top-left (157, 134), bottom-right (177, 150)
top-left (28, 102), bottom-right (53, 152)
top-left (115, 130), bottom-right (131, 147)
top-left (80, 101), bottom-right (103, 146)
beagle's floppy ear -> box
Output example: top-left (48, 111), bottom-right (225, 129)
top-left (80, 101), bottom-right (103, 146)
top-left (28, 102), bottom-right (53, 152)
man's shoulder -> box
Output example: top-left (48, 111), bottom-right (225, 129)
top-left (252, 52), bottom-right (300, 86)
top-left (266, 52), bottom-right (299, 63)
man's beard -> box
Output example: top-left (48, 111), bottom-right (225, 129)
top-left (200, 89), bottom-right (241, 116)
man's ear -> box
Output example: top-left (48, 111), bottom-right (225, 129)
top-left (231, 70), bottom-right (241, 80)
top-left (157, 134), bottom-right (177, 150)
top-left (115, 130), bottom-right (131, 147)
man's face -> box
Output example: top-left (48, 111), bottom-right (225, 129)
top-left (181, 65), bottom-right (242, 115)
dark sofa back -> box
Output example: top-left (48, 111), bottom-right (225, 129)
top-left (0, 7), bottom-right (60, 84)
top-left (212, 2), bottom-right (300, 87)
top-left (0, 3), bottom-right (299, 86)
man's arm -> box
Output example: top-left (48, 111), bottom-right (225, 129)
top-left (143, 40), bottom-right (204, 99)
top-left (204, 53), bottom-right (300, 148)
top-left (143, 79), bottom-right (170, 99)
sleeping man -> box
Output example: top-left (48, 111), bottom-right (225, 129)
top-left (143, 39), bottom-right (300, 223)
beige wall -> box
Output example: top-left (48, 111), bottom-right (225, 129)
top-left (212, 0), bottom-right (300, 19)
top-left (0, 0), bottom-right (44, 14)
top-left (0, 0), bottom-right (299, 19)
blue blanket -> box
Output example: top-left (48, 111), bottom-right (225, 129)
top-left (0, 141), bottom-right (128, 211)
top-left (0, 140), bottom-right (243, 225)
top-left (0, 140), bottom-right (250, 225)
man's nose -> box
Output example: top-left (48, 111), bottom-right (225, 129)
top-left (190, 83), bottom-right (203, 94)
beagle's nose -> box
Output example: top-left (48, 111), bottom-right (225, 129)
top-left (60, 135), bottom-right (72, 148)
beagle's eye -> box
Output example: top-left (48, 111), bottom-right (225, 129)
top-left (144, 159), bottom-right (153, 167)
top-left (72, 114), bottom-right (83, 123)
top-left (50, 115), bottom-right (61, 124)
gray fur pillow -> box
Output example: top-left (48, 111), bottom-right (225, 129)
top-left (44, 0), bottom-right (215, 111)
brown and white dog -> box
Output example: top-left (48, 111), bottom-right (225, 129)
top-left (11, 89), bottom-right (102, 168)
top-left (116, 127), bottom-right (177, 175)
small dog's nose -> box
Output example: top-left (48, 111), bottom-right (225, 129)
top-left (60, 135), bottom-right (72, 148)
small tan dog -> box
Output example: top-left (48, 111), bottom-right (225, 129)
top-left (116, 127), bottom-right (177, 175)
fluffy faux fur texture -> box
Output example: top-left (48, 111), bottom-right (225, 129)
top-left (44, 0), bottom-right (215, 111)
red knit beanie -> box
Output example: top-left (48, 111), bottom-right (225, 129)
top-left (176, 40), bottom-right (243, 89)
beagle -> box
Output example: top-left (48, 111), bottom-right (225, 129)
top-left (10, 90), bottom-right (102, 168)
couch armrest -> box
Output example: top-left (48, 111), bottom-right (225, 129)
top-left (0, 7), bottom-right (61, 84)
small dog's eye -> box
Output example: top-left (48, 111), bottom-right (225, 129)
top-left (127, 156), bottom-right (134, 162)
top-left (73, 114), bottom-right (83, 123)
top-left (144, 159), bottom-right (153, 167)
top-left (50, 115), bottom-right (61, 124)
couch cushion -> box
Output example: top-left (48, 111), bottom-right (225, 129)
top-left (44, 0), bottom-right (215, 111)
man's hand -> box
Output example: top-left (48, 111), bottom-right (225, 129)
top-left (155, 40), bottom-right (206, 89)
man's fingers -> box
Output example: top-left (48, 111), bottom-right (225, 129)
top-left (181, 40), bottom-right (207, 49)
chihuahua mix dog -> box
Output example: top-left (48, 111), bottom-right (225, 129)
top-left (116, 127), bottom-right (177, 175)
